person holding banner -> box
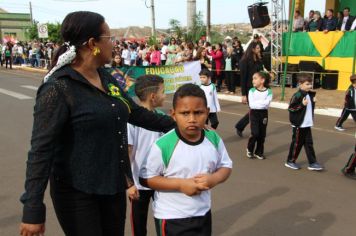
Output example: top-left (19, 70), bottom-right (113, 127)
top-left (19, 11), bottom-right (175, 236)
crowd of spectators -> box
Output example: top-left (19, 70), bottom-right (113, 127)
top-left (110, 36), bottom-right (250, 92)
top-left (294, 7), bottom-right (356, 33)
top-left (0, 41), bottom-right (57, 69)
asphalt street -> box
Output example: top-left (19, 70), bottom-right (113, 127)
top-left (0, 67), bottom-right (355, 236)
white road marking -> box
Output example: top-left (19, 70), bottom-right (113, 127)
top-left (0, 88), bottom-right (33, 100)
top-left (21, 85), bottom-right (38, 91)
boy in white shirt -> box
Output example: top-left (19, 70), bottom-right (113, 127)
top-left (199, 69), bottom-right (221, 129)
top-left (140, 83), bottom-right (232, 236)
top-left (128, 75), bottom-right (166, 236)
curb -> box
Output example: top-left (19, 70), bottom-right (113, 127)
top-left (13, 65), bottom-right (47, 74)
top-left (217, 94), bottom-right (343, 118)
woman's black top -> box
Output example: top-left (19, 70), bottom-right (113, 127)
top-left (20, 65), bottom-right (175, 224)
top-left (239, 58), bottom-right (264, 96)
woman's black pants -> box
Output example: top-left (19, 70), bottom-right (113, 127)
top-left (50, 176), bottom-right (127, 236)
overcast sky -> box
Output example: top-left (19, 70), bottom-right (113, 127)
top-left (0, 0), bottom-right (325, 28)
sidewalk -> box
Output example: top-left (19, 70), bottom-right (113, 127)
top-left (13, 65), bottom-right (346, 118)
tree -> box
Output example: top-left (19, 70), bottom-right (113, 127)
top-left (168, 19), bottom-right (183, 39)
top-left (185, 11), bottom-right (206, 42)
top-left (25, 21), bottom-right (61, 43)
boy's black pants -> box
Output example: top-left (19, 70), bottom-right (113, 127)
top-left (155, 210), bottom-right (211, 236)
top-left (247, 109), bottom-right (268, 156)
top-left (206, 112), bottom-right (219, 129)
top-left (335, 108), bottom-right (356, 127)
top-left (130, 189), bottom-right (154, 236)
top-left (343, 144), bottom-right (356, 173)
top-left (287, 127), bottom-right (317, 164)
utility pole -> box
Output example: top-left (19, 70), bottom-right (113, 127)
top-left (150, 0), bottom-right (156, 37)
top-left (29, 1), bottom-right (33, 24)
top-left (206, 0), bottom-right (211, 42)
top-left (187, 0), bottom-right (196, 30)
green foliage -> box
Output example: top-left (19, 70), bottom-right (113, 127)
top-left (25, 21), bottom-right (61, 43)
top-left (185, 11), bottom-right (206, 42)
top-left (168, 19), bottom-right (184, 39)
top-left (148, 36), bottom-right (158, 46)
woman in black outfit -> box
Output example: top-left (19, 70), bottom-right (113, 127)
top-left (235, 41), bottom-right (263, 137)
top-left (19, 11), bottom-right (175, 236)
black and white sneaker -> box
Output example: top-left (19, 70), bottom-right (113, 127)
top-left (334, 126), bottom-right (346, 131)
top-left (254, 154), bottom-right (266, 160)
top-left (246, 149), bottom-right (254, 159)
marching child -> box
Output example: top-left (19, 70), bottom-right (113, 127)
top-left (341, 137), bottom-right (356, 179)
top-left (285, 73), bottom-right (323, 171)
top-left (246, 72), bottom-right (272, 160)
top-left (335, 74), bottom-right (356, 131)
top-left (199, 68), bottom-right (221, 129)
top-left (128, 75), bottom-right (166, 236)
top-left (140, 84), bottom-right (232, 236)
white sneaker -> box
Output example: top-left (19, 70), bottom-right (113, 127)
top-left (246, 149), bottom-right (253, 159)
top-left (334, 126), bottom-right (345, 131)
top-left (254, 154), bottom-right (266, 160)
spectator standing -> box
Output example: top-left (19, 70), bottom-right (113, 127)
top-left (322, 9), bottom-right (338, 33)
top-left (160, 40), bottom-right (168, 65)
top-left (4, 45), bottom-right (12, 69)
top-left (306, 11), bottom-right (323, 31)
top-left (150, 44), bottom-right (161, 66)
top-left (293, 10), bottom-right (305, 32)
top-left (351, 18), bottom-right (356, 30)
top-left (304, 10), bottom-right (315, 29)
top-left (338, 7), bottom-right (355, 31)
top-left (209, 43), bottom-right (224, 92)
top-left (129, 45), bottom-right (137, 66)
top-left (166, 38), bottom-right (178, 65)
top-left (224, 47), bottom-right (237, 94)
top-left (121, 44), bottom-right (131, 66)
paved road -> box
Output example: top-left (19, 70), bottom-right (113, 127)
top-left (0, 67), bottom-right (355, 236)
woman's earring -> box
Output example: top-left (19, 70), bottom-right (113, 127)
top-left (93, 47), bottom-right (101, 56)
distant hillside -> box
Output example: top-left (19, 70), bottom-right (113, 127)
top-left (110, 23), bottom-right (272, 42)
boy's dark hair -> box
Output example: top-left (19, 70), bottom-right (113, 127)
top-left (256, 71), bottom-right (271, 88)
top-left (199, 68), bottom-right (212, 78)
top-left (350, 74), bottom-right (356, 82)
top-left (134, 75), bottom-right (164, 101)
top-left (173, 84), bottom-right (207, 109)
top-left (297, 73), bottom-right (313, 84)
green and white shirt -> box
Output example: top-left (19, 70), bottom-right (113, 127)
top-left (248, 87), bottom-right (273, 110)
top-left (140, 129), bottom-right (232, 219)
top-left (200, 83), bottom-right (221, 113)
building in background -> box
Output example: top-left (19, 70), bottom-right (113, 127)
top-left (0, 8), bottom-right (32, 43)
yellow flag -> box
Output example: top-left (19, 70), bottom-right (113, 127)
top-left (308, 31), bottom-right (344, 58)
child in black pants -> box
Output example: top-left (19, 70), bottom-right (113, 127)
top-left (341, 138), bottom-right (356, 179)
top-left (335, 74), bottom-right (356, 131)
top-left (246, 72), bottom-right (272, 160)
top-left (285, 73), bottom-right (323, 171)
